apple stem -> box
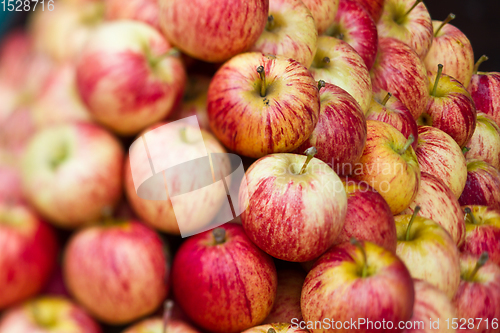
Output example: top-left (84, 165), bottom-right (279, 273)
top-left (381, 92), bottom-right (392, 106)
top-left (468, 252), bottom-right (489, 280)
top-left (257, 66), bottom-right (267, 97)
top-left (434, 13), bottom-right (456, 37)
top-left (50, 144), bottom-right (68, 169)
top-left (462, 147), bottom-right (471, 155)
top-left (473, 55), bottom-right (489, 74)
top-left (150, 48), bottom-right (180, 67)
top-left (266, 15), bottom-right (275, 30)
top-left (350, 238), bottom-right (368, 278)
top-left (464, 207), bottom-right (479, 225)
top-left (318, 80), bottom-right (326, 91)
top-left (213, 227), bottom-right (226, 244)
top-left (406, 206), bottom-right (421, 241)
top-left (397, 0), bottom-right (422, 24)
top-left (299, 147), bottom-right (317, 175)
top-left (399, 134), bottom-right (415, 155)
top-left (335, 33), bottom-right (344, 40)
top-left (163, 300), bottom-right (174, 333)
top-left (432, 64), bottom-right (444, 97)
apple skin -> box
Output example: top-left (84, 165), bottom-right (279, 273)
top-left (243, 324), bottom-right (308, 333)
top-left (63, 221), bottom-right (170, 325)
top-left (105, 0), bottom-right (160, 30)
top-left (76, 21), bottom-right (186, 135)
top-left (365, 90), bottom-right (418, 148)
top-left (0, 297), bottom-right (102, 333)
top-left (352, 0), bottom-right (384, 23)
top-left (325, 0), bottom-right (378, 70)
top-left (414, 126), bottom-right (467, 199)
top-left (395, 214), bottom-right (461, 298)
top-left (461, 205), bottom-right (500, 266)
top-left (370, 37), bottom-right (429, 119)
top-left (469, 71), bottom-right (500, 128)
top-left (159, 0), bottom-right (268, 63)
top-left (263, 269), bottom-right (305, 324)
top-left (302, 0), bottom-right (339, 34)
top-left (301, 241), bottom-right (415, 333)
top-left (0, 30), bottom-right (34, 89)
top-left (0, 163), bottom-right (23, 204)
top-left (404, 280), bottom-right (457, 333)
top-left (239, 153), bottom-right (347, 262)
top-left (309, 36), bottom-right (372, 113)
top-left (0, 203), bottom-right (58, 310)
top-left (334, 177), bottom-right (397, 252)
top-left (122, 317), bottom-right (200, 333)
top-left (207, 52), bottom-right (320, 158)
top-left (459, 159), bottom-right (500, 211)
top-left (352, 120), bottom-right (421, 215)
top-left (420, 70), bottom-right (477, 148)
top-left (249, 0), bottom-right (318, 67)
top-left (402, 172), bottom-right (466, 246)
top-left (424, 21), bottom-right (474, 89)
top-left (465, 112), bottom-right (500, 169)
top-left (172, 223), bottom-right (278, 333)
top-left (452, 253), bottom-right (500, 333)
top-left (295, 82), bottom-right (367, 176)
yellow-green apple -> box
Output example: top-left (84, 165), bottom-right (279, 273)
top-left (414, 126), bottom-right (467, 199)
top-left (0, 297), bottom-right (102, 333)
top-left (249, 0), bottom-right (317, 67)
top-left (239, 150), bottom-right (347, 262)
top-left (263, 269), bottom-right (305, 324)
top-left (324, 0), bottom-right (378, 70)
top-left (334, 177), bottom-right (397, 252)
top-left (452, 253), bottom-right (500, 333)
top-left (122, 317), bottom-right (200, 333)
top-left (21, 123), bottom-right (123, 229)
top-left (404, 279), bottom-right (457, 333)
top-left (301, 240), bottom-right (415, 333)
top-left (353, 120), bottom-right (420, 215)
top-left (309, 36), bottom-right (372, 113)
top-left (419, 64), bottom-right (477, 148)
top-left (462, 205), bottom-right (500, 266)
top-left (459, 159), bottom-right (500, 210)
top-left (468, 56), bottom-right (500, 128)
top-left (370, 37), bottom-right (429, 119)
top-left (302, 0), bottom-right (339, 34)
top-left (159, 0), bottom-right (268, 63)
top-left (76, 21), bottom-right (186, 135)
top-left (172, 223), bottom-right (277, 333)
top-left (63, 220), bottom-right (170, 325)
top-left (244, 324), bottom-right (308, 333)
top-left (105, 0), bottom-right (160, 30)
top-left (465, 112), bottom-right (500, 169)
top-left (395, 208), bottom-right (460, 298)
top-left (365, 91), bottom-right (418, 148)
top-left (207, 53), bottom-right (320, 158)
top-left (424, 14), bottom-right (474, 88)
top-left (295, 81), bottom-right (367, 176)
top-left (352, 0), bottom-right (384, 22)
top-left (124, 121), bottom-right (229, 235)
top-left (0, 203), bottom-right (58, 310)
top-left (402, 172), bottom-right (466, 246)
top-left (376, 0), bottom-right (432, 59)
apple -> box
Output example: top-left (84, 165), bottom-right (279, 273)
top-left (263, 269), bottom-right (305, 324)
top-left (424, 14), bottom-right (474, 88)
top-left (452, 253), bottom-right (500, 333)
top-left (464, 112), bottom-right (500, 169)
top-left (105, 0), bottom-right (160, 30)
top-left (334, 177), bottom-right (397, 252)
top-left (76, 21), bottom-right (186, 135)
top-left (159, 0), bottom-right (269, 63)
top-left (309, 36), bottom-right (372, 113)
top-left (468, 55), bottom-right (500, 128)
top-left (459, 159), bottom-right (500, 211)
top-left (295, 81), bottom-right (367, 176)
top-left (395, 207), bottom-right (460, 298)
top-left (370, 37), bottom-right (429, 119)
top-left (324, 0), bottom-right (378, 70)
top-left (21, 122), bottom-right (123, 229)
top-left (352, 0), bottom-right (384, 23)
top-left (0, 297), bottom-right (102, 333)
top-left (461, 205), bottom-right (500, 266)
top-left (172, 223), bottom-right (277, 333)
top-left (207, 52), bottom-right (320, 158)
top-left (249, 0), bottom-right (317, 67)
top-left (0, 106), bottom-right (37, 161)
top-left (0, 30), bottom-right (34, 89)
top-left (0, 203), bottom-right (58, 310)
top-left (302, 0), bottom-right (339, 34)
top-left (365, 90), bottom-right (418, 148)
top-left (352, 120), bottom-right (420, 215)
top-left (239, 149), bottom-right (347, 262)
top-left (0, 163), bottom-right (23, 204)
top-left (402, 172), bottom-right (466, 246)
top-left (301, 240), bottom-right (415, 333)
top-left (419, 64), bottom-right (477, 148)
top-left (376, 0), bottom-right (433, 59)
top-left (413, 126), bottom-right (467, 199)
top-left (243, 324), bottom-right (308, 333)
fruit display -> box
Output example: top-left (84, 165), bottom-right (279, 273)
top-left (0, 0), bottom-right (500, 332)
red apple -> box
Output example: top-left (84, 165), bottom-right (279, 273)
top-left (172, 223), bottom-right (278, 333)
top-left (159, 0), bottom-right (269, 63)
top-left (302, 0), bottom-right (339, 34)
top-left (243, 324), bottom-right (308, 333)
top-left (465, 112), bottom-right (500, 169)
top-left (352, 0), bottom-right (384, 23)
top-left (0, 162), bottom-right (23, 204)
top-left (459, 159), bottom-right (500, 211)
top-left (105, 0), bottom-right (160, 30)
top-left (122, 316), bottom-right (200, 333)
top-left (0, 29), bottom-right (34, 89)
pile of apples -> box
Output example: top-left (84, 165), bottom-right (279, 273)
top-left (1, 0), bottom-right (500, 332)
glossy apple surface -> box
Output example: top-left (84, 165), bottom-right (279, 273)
top-left (465, 112), bottom-right (500, 169)
top-left (122, 317), bottom-right (200, 333)
top-left (352, 0), bottom-right (384, 22)
top-left (458, 159), bottom-right (500, 211)
top-left (469, 70), bottom-right (500, 128)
